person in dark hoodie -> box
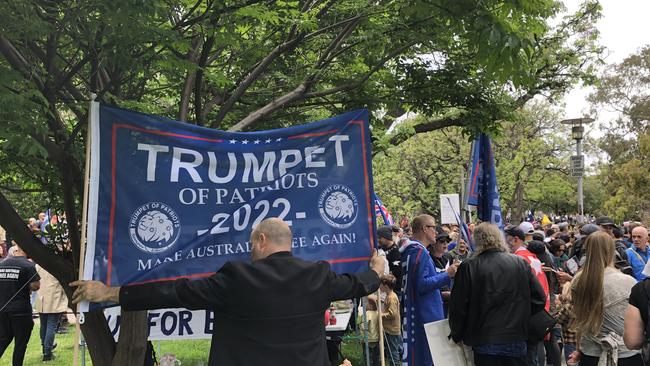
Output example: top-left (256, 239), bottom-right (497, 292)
top-left (377, 225), bottom-right (402, 296)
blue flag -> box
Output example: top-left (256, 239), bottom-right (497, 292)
top-left (83, 103), bottom-right (377, 288)
top-left (447, 198), bottom-right (473, 251)
top-left (466, 133), bottom-right (504, 229)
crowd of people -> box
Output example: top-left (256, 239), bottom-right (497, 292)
top-left (367, 214), bottom-right (650, 366)
top-left (0, 211), bottom-right (71, 364)
top-left (3, 209), bottom-right (650, 366)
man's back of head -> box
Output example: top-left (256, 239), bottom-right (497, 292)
top-left (7, 245), bottom-right (22, 257)
top-left (253, 218), bottom-right (292, 245)
top-left (250, 218), bottom-right (293, 261)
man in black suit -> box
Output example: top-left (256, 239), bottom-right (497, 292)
top-left (72, 217), bottom-right (383, 365)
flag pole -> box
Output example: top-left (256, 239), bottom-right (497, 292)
top-left (361, 299), bottom-right (370, 366)
top-left (445, 196), bottom-right (473, 251)
top-left (377, 288), bottom-right (385, 366)
top-left (74, 93), bottom-right (96, 366)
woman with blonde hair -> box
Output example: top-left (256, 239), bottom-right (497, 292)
top-left (570, 231), bottom-right (641, 365)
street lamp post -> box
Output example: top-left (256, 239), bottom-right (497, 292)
top-left (561, 117), bottom-right (595, 222)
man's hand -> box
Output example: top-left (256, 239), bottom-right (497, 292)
top-left (556, 270), bottom-right (573, 284)
top-left (567, 350), bottom-right (581, 365)
top-left (69, 280), bottom-right (120, 304)
top-left (446, 262), bottom-right (460, 278)
top-left (370, 249), bottom-right (384, 277)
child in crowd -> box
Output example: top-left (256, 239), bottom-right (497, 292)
top-left (557, 282), bottom-right (578, 365)
top-left (359, 297), bottom-right (380, 366)
top-left (379, 274), bottom-right (402, 366)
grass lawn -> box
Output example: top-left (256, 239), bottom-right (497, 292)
top-left (0, 323), bottom-right (367, 365)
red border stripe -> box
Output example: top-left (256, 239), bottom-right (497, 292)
top-left (106, 124), bottom-right (118, 285)
top-left (327, 256), bottom-right (371, 264)
top-left (115, 123), bottom-right (224, 143)
top-left (287, 129), bottom-right (339, 140)
top-left (350, 120), bottom-right (375, 252)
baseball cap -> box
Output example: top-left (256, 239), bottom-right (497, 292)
top-left (435, 232), bottom-right (450, 242)
top-left (527, 240), bottom-right (547, 256)
top-left (518, 221), bottom-right (535, 235)
top-left (580, 223), bottom-right (600, 236)
top-left (377, 225), bottom-right (393, 241)
top-left (505, 225), bottom-right (525, 240)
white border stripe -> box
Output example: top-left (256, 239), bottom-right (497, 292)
top-left (79, 101), bottom-right (101, 313)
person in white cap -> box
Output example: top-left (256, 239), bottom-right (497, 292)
top-left (518, 221), bottom-right (535, 243)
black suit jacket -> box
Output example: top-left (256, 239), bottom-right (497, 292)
top-left (121, 251), bottom-right (379, 365)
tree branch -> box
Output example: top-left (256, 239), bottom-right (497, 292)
top-left (208, 13), bottom-right (369, 127)
top-left (386, 116), bottom-right (469, 146)
top-left (303, 42), bottom-right (415, 99)
top-left (209, 34), bottom-right (306, 127)
top-left (0, 185), bottom-right (46, 193)
top-left (179, 36), bottom-right (202, 122)
top-left (0, 36), bottom-right (45, 90)
top-left (228, 82), bottom-right (311, 131)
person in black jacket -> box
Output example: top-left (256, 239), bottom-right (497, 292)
top-left (377, 225), bottom-right (402, 296)
top-left (71, 217), bottom-right (383, 366)
top-left (0, 245), bottom-right (41, 366)
top-left (449, 223), bottom-right (546, 366)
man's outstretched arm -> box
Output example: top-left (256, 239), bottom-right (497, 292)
top-left (70, 281), bottom-right (121, 304)
top-left (70, 269), bottom-right (228, 311)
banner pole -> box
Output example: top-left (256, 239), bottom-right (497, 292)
top-left (377, 289), bottom-right (385, 366)
top-left (74, 93), bottom-right (96, 366)
top-left (362, 300), bottom-right (370, 366)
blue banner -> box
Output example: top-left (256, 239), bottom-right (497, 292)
top-left (466, 133), bottom-right (504, 229)
top-left (84, 104), bottom-right (376, 286)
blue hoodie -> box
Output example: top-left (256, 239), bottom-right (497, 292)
top-left (400, 240), bottom-right (451, 366)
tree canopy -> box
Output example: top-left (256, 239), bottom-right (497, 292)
top-left (589, 45), bottom-right (650, 221)
top-left (373, 101), bottom-right (579, 223)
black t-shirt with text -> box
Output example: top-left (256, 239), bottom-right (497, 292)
top-left (0, 256), bottom-right (39, 313)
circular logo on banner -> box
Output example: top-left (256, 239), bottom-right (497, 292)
top-left (129, 202), bottom-right (181, 254)
top-left (318, 185), bottom-right (359, 229)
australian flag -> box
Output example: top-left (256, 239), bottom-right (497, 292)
top-left (373, 193), bottom-right (393, 226)
top-left (466, 133), bottom-right (504, 229)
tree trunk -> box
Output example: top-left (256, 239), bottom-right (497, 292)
top-left (81, 311), bottom-right (117, 366)
top-left (112, 311), bottom-right (149, 366)
top-left (0, 191), bottom-right (118, 364)
top-left (513, 182), bottom-right (525, 225)
top-left (0, 190), bottom-right (152, 365)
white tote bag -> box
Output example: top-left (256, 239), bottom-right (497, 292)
top-left (423, 319), bottom-right (475, 366)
